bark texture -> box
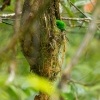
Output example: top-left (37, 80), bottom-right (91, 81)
top-left (20, 0), bottom-right (66, 100)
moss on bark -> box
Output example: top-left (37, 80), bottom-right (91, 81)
top-left (20, 0), bottom-right (66, 100)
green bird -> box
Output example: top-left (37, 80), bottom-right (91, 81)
top-left (56, 19), bottom-right (66, 32)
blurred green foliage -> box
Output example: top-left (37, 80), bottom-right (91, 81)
top-left (0, 0), bottom-right (100, 100)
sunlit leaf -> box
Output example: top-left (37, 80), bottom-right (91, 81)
top-left (27, 74), bottom-right (56, 95)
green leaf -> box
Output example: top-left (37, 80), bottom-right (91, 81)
top-left (27, 74), bottom-right (56, 95)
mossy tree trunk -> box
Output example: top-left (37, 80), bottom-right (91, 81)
top-left (20, 0), bottom-right (66, 100)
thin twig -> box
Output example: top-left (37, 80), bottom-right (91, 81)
top-left (69, 79), bottom-right (99, 86)
top-left (0, 12), bottom-right (21, 25)
top-left (69, 0), bottom-right (87, 18)
top-left (14, 0), bottom-right (21, 34)
top-left (62, 17), bottom-right (100, 28)
top-left (6, 0), bottom-right (22, 83)
top-left (0, 13), bottom-right (17, 18)
top-left (6, 61), bottom-right (16, 83)
top-left (62, 17), bottom-right (92, 22)
top-left (69, 0), bottom-right (100, 30)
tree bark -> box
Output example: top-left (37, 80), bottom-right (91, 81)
top-left (20, 0), bottom-right (66, 100)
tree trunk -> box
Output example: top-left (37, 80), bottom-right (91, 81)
top-left (20, 0), bottom-right (66, 100)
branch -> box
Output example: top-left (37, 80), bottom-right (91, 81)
top-left (62, 17), bottom-right (100, 29)
top-left (62, 17), bottom-right (92, 22)
top-left (69, 0), bottom-right (87, 17)
top-left (14, 0), bottom-right (21, 34)
top-left (6, 0), bottom-right (22, 83)
top-left (69, 79), bottom-right (100, 87)
top-left (0, 13), bottom-right (18, 18)
top-left (0, 12), bottom-right (21, 25)
top-left (0, 14), bottom-right (99, 24)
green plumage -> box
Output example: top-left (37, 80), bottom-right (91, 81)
top-left (56, 20), bottom-right (66, 31)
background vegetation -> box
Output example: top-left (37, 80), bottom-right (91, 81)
top-left (0, 0), bottom-right (100, 100)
